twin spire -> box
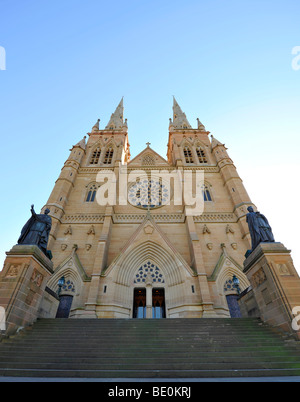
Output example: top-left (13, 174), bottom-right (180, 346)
top-left (169, 97), bottom-right (207, 131)
top-left (105, 97), bottom-right (127, 130)
top-left (91, 97), bottom-right (127, 132)
top-left (171, 96), bottom-right (192, 129)
top-left (90, 96), bottom-right (206, 132)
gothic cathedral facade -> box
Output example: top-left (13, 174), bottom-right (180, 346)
top-left (41, 98), bottom-right (255, 320)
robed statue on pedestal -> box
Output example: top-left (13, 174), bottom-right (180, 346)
top-left (246, 206), bottom-right (275, 251)
top-left (18, 205), bottom-right (52, 257)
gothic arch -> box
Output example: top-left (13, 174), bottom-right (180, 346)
top-left (84, 182), bottom-right (100, 202)
top-left (214, 255), bottom-right (250, 314)
top-left (47, 262), bottom-right (83, 296)
top-left (179, 137), bottom-right (194, 148)
top-left (104, 239), bottom-right (195, 318)
top-left (115, 240), bottom-right (186, 287)
top-left (103, 143), bottom-right (115, 165)
top-left (182, 144), bottom-right (194, 164)
top-left (88, 141), bottom-right (104, 165)
top-left (47, 252), bottom-right (89, 315)
top-left (216, 265), bottom-right (249, 296)
top-left (194, 143), bottom-right (208, 164)
top-left (201, 181), bottom-right (213, 202)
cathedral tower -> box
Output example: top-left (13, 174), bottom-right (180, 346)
top-left (38, 98), bottom-right (256, 319)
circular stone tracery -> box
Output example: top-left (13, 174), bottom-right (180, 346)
top-left (134, 262), bottom-right (165, 284)
top-left (128, 178), bottom-right (169, 209)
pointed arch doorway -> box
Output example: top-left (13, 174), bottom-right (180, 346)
top-left (133, 288), bottom-right (166, 319)
top-left (152, 288), bottom-right (166, 319)
top-left (56, 295), bottom-right (73, 318)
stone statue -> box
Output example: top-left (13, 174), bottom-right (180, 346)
top-left (246, 206), bottom-right (275, 251)
top-left (18, 205), bottom-right (52, 257)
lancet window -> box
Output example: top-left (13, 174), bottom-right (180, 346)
top-left (183, 146), bottom-right (193, 163)
top-left (86, 183), bottom-right (98, 202)
top-left (89, 147), bottom-right (101, 165)
top-left (195, 146), bottom-right (208, 164)
top-left (202, 184), bottom-right (212, 201)
top-left (103, 147), bottom-right (114, 164)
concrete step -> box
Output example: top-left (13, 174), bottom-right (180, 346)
top-left (1, 367), bottom-right (300, 379)
top-left (1, 317), bottom-right (300, 378)
top-left (1, 355), bottom-right (300, 364)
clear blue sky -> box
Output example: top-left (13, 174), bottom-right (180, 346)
top-left (0, 0), bottom-right (300, 271)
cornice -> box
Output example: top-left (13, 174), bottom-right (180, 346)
top-left (61, 212), bottom-right (237, 224)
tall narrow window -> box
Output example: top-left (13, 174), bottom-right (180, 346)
top-left (90, 147), bottom-right (101, 165)
top-left (183, 146), bottom-right (193, 163)
top-left (196, 146), bottom-right (208, 164)
top-left (103, 147), bottom-right (114, 164)
top-left (86, 184), bottom-right (98, 202)
top-left (202, 185), bottom-right (212, 201)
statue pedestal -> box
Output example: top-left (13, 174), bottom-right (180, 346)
top-left (243, 242), bottom-right (300, 339)
top-left (0, 245), bottom-right (53, 336)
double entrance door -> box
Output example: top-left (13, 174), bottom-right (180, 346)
top-left (133, 288), bottom-right (166, 319)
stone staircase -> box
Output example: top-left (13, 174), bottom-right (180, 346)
top-left (1, 317), bottom-right (300, 378)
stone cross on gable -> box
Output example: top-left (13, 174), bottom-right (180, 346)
top-left (146, 142), bottom-right (151, 147)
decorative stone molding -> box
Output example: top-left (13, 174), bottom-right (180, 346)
top-left (78, 167), bottom-right (114, 174)
top-left (251, 268), bottom-right (267, 288)
top-left (30, 269), bottom-right (44, 287)
top-left (5, 264), bottom-right (21, 278)
top-left (62, 212), bottom-right (237, 225)
top-left (277, 263), bottom-right (290, 275)
top-left (78, 165), bottom-right (219, 174)
top-left (144, 223), bottom-right (154, 234)
top-left (112, 214), bottom-right (185, 224)
top-left (63, 215), bottom-right (105, 224)
top-left (226, 224), bottom-right (235, 234)
top-left (64, 225), bottom-right (72, 235)
top-left (87, 225), bottom-right (95, 235)
top-left (193, 213), bottom-right (236, 223)
top-left (203, 224), bottom-right (211, 234)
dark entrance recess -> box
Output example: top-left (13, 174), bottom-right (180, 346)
top-left (226, 294), bottom-right (242, 318)
top-left (133, 288), bottom-right (146, 319)
top-left (56, 295), bottom-right (73, 318)
top-left (152, 288), bottom-right (166, 318)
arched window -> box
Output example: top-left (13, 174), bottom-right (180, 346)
top-left (202, 184), bottom-right (212, 201)
top-left (183, 146), bottom-right (193, 163)
top-left (90, 147), bottom-right (101, 165)
top-left (103, 147), bottom-right (114, 164)
top-left (86, 183), bottom-right (98, 202)
top-left (195, 146), bottom-right (207, 164)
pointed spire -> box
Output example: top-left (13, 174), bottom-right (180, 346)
top-left (73, 136), bottom-right (86, 150)
top-left (105, 97), bottom-right (126, 130)
top-left (211, 135), bottom-right (226, 150)
top-left (171, 97), bottom-right (192, 129)
top-left (196, 118), bottom-right (206, 131)
top-left (92, 119), bottom-right (100, 132)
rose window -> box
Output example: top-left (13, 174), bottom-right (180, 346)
top-left (134, 262), bottom-right (165, 284)
top-left (128, 178), bottom-right (169, 209)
